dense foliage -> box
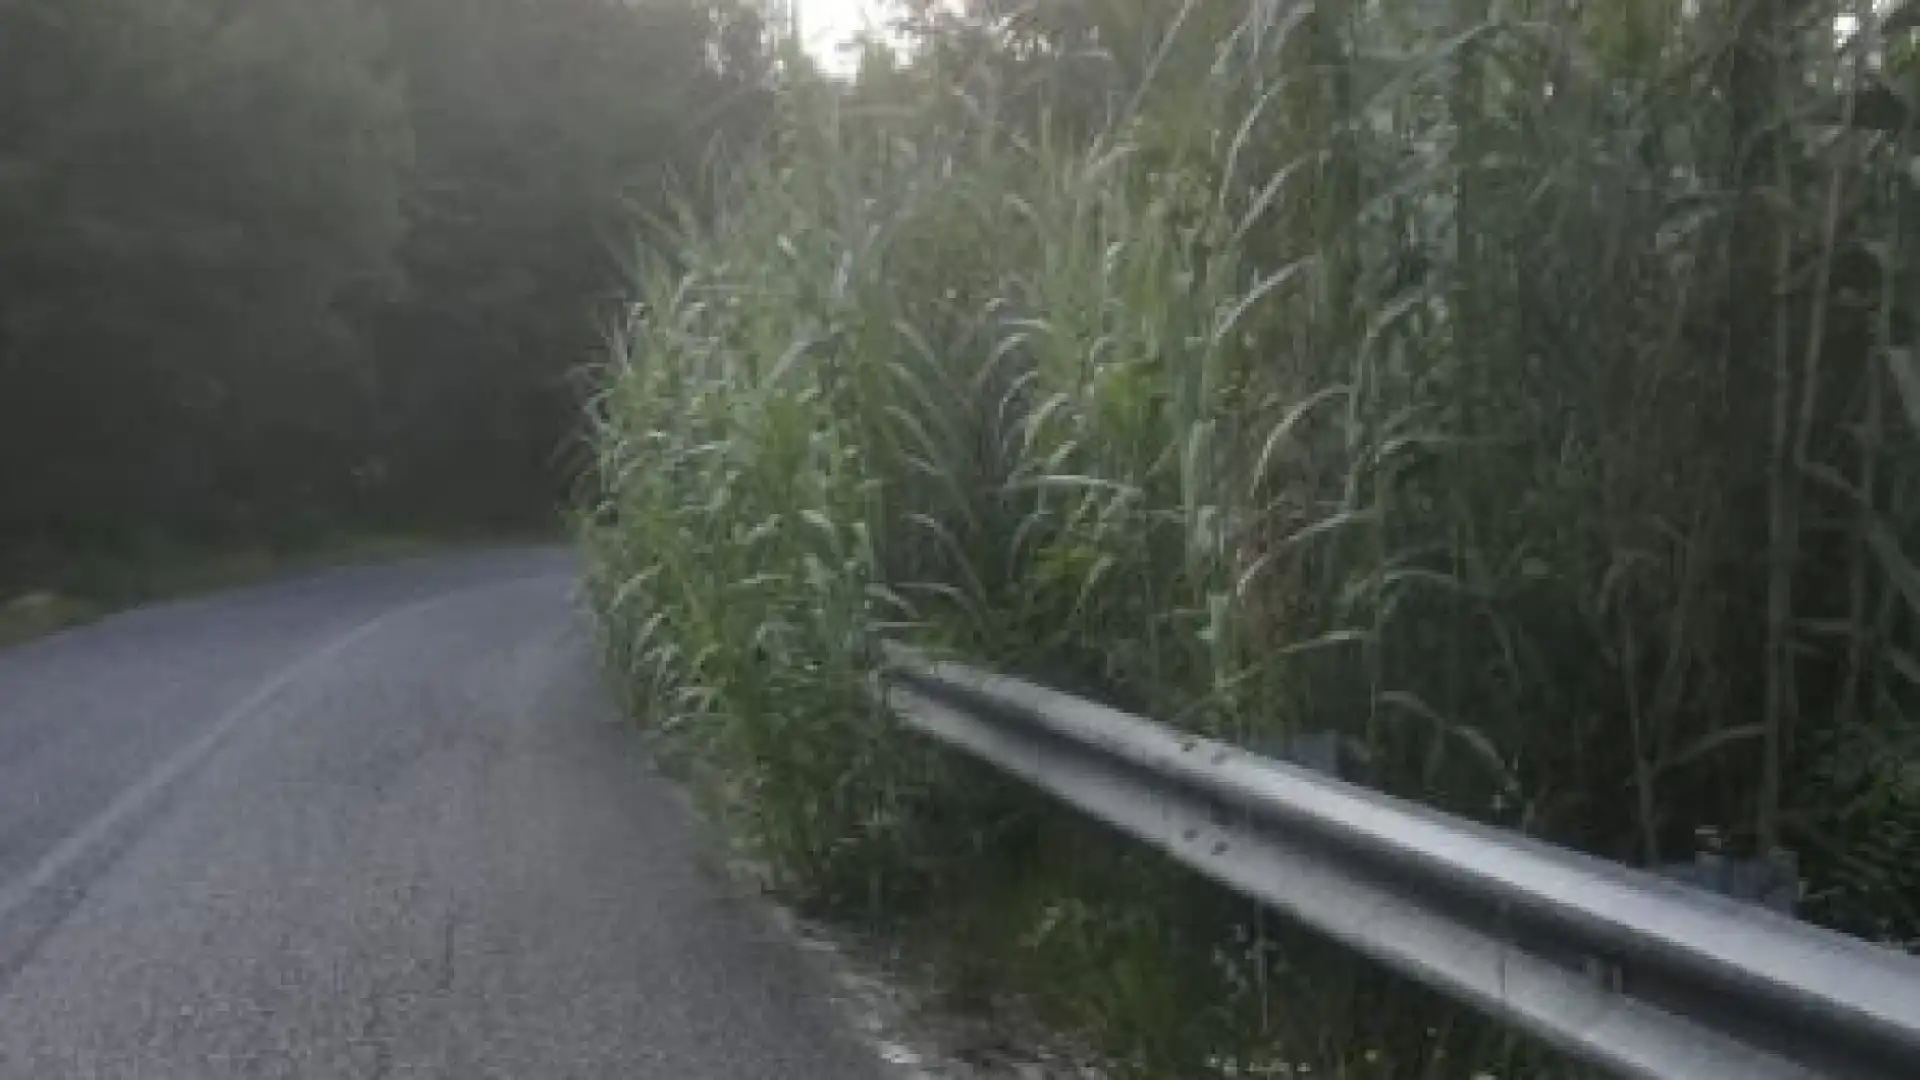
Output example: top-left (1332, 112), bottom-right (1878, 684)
top-left (584, 0), bottom-right (1920, 1074)
top-left (0, 0), bottom-right (767, 582)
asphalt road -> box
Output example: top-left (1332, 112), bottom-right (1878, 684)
top-left (0, 549), bottom-right (886, 1079)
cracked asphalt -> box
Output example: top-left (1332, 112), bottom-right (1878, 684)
top-left (0, 549), bottom-right (885, 1079)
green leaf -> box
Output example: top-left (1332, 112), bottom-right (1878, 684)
top-left (1866, 520), bottom-right (1920, 615)
top-left (1249, 385), bottom-right (1349, 495)
top-left (1379, 690), bottom-right (1518, 795)
top-left (1212, 258), bottom-right (1317, 345)
top-left (1277, 628), bottom-right (1370, 656)
top-left (1885, 347), bottom-right (1920, 436)
top-left (1657, 724), bottom-right (1767, 775)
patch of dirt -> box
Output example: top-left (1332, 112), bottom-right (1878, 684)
top-left (768, 904), bottom-right (1109, 1080)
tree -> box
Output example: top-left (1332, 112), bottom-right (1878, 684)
top-left (0, 0), bottom-right (775, 570)
top-left (369, 0), bottom-right (771, 524)
top-left (0, 0), bottom-right (409, 547)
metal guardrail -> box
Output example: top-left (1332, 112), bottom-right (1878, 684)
top-left (883, 649), bottom-right (1920, 1079)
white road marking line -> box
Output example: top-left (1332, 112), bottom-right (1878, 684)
top-left (0, 573), bottom-right (568, 927)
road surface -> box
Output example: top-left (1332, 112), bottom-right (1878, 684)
top-left (0, 549), bottom-right (885, 1079)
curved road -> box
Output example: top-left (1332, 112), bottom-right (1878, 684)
top-left (0, 549), bottom-right (886, 1079)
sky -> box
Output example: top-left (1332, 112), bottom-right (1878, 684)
top-left (793, 0), bottom-right (893, 73)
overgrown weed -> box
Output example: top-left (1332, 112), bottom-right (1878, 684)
top-left (583, 2), bottom-right (1920, 1073)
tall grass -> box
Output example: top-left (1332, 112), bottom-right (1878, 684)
top-left (583, 1), bottom-right (1920, 1073)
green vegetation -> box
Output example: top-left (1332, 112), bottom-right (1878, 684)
top-left (0, 532), bottom-right (491, 648)
top-left (0, 0), bottom-right (769, 571)
top-left (583, 0), bottom-right (1920, 1075)
top-left (0, 592), bottom-right (99, 650)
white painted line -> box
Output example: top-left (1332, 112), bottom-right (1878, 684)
top-left (0, 573), bottom-right (569, 927)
